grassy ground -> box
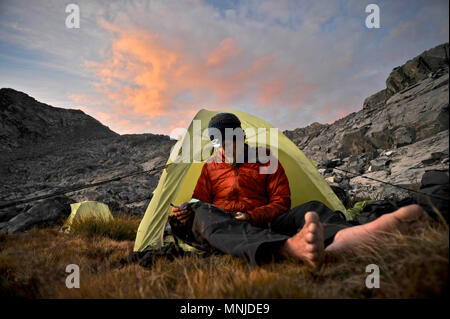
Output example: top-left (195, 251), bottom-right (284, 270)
top-left (0, 213), bottom-right (448, 298)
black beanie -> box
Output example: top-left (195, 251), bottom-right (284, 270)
top-left (208, 112), bottom-right (242, 141)
top-left (208, 112), bottom-right (241, 130)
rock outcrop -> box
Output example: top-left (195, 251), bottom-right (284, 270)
top-left (385, 43), bottom-right (449, 99)
top-left (284, 42), bottom-right (449, 200)
top-left (0, 196), bottom-right (74, 233)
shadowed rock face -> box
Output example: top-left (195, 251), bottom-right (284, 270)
top-left (0, 88), bottom-right (119, 152)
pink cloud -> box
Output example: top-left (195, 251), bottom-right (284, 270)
top-left (74, 23), bottom-right (318, 134)
top-left (206, 38), bottom-right (240, 67)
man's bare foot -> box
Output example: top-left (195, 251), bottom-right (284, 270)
top-left (279, 212), bottom-right (325, 267)
top-left (326, 204), bottom-right (427, 253)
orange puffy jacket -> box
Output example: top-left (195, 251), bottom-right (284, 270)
top-left (192, 145), bottom-right (291, 227)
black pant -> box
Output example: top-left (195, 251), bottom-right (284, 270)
top-left (173, 200), bottom-right (352, 265)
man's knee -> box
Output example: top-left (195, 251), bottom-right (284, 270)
top-left (307, 200), bottom-right (328, 208)
top-left (193, 202), bottom-right (233, 228)
top-left (193, 201), bottom-right (218, 218)
top-left (291, 200), bottom-right (329, 213)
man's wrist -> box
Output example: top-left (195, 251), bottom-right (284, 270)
top-left (234, 211), bottom-right (251, 221)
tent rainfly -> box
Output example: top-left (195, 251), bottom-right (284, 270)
top-left (134, 109), bottom-right (347, 253)
top-left (62, 201), bottom-right (114, 233)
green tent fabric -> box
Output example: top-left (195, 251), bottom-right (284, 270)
top-left (134, 109), bottom-right (348, 253)
top-left (62, 201), bottom-right (114, 233)
top-left (346, 200), bottom-right (374, 219)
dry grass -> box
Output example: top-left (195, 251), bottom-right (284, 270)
top-left (0, 214), bottom-right (448, 299)
top-left (69, 213), bottom-right (140, 241)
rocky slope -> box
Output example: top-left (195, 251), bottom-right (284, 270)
top-left (0, 90), bottom-right (175, 231)
top-left (284, 42), bottom-right (449, 200)
top-left (0, 88), bottom-right (118, 151)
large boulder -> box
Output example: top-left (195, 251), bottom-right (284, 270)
top-left (413, 170), bottom-right (449, 222)
top-left (363, 89), bottom-right (387, 112)
top-left (0, 205), bottom-right (28, 223)
top-left (0, 196), bottom-right (74, 233)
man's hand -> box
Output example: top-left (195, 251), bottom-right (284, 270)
top-left (172, 202), bottom-right (193, 224)
top-left (234, 211), bottom-right (250, 221)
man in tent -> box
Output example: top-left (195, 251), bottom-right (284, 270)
top-left (172, 113), bottom-right (427, 267)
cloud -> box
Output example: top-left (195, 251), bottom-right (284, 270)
top-left (0, 0), bottom-right (448, 134)
top-left (80, 18), bottom-right (320, 134)
top-left (206, 37), bottom-right (240, 67)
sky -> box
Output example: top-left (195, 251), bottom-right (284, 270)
top-left (0, 0), bottom-right (448, 136)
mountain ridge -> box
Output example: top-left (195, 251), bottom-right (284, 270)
top-left (0, 87), bottom-right (120, 151)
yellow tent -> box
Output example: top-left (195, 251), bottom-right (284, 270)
top-left (62, 201), bottom-right (114, 233)
top-left (134, 109), bottom-right (347, 252)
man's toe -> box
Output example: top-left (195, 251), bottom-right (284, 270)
top-left (305, 211), bottom-right (319, 224)
top-left (308, 222), bottom-right (317, 233)
top-left (305, 232), bottom-right (315, 243)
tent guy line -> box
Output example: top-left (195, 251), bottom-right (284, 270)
top-left (0, 158), bottom-right (446, 211)
top-left (332, 167), bottom-right (448, 201)
top-left (0, 165), bottom-right (167, 210)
